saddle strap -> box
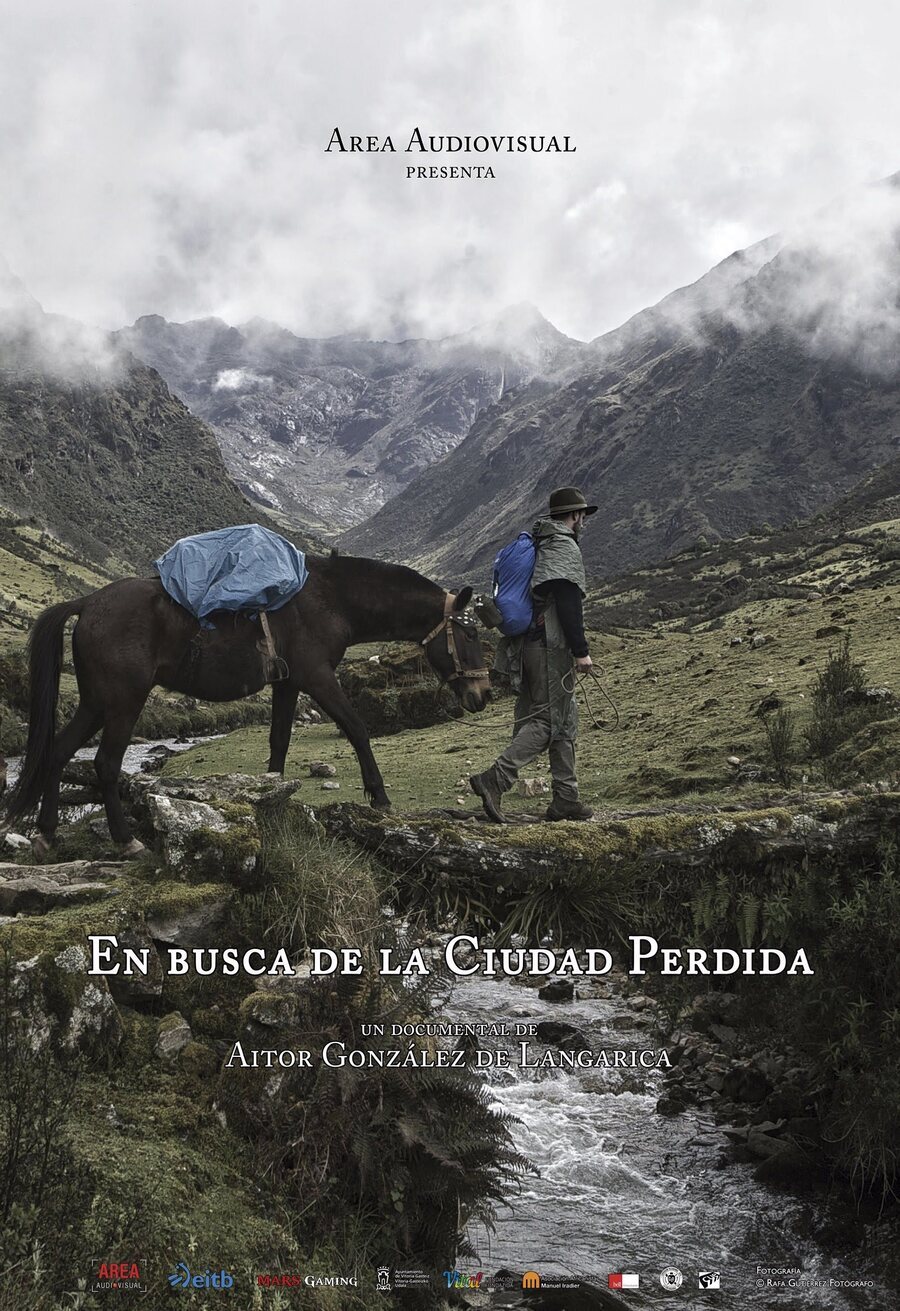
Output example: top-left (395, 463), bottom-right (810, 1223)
top-left (258, 611), bottom-right (289, 683)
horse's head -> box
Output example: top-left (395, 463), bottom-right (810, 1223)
top-left (422, 586), bottom-right (491, 712)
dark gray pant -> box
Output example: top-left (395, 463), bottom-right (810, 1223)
top-left (493, 642), bottom-right (579, 801)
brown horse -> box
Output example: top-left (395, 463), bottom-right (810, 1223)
top-left (6, 552), bottom-right (490, 856)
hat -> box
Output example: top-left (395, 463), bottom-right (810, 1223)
top-left (548, 486), bottom-right (598, 516)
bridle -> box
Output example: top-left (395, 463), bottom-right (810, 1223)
top-left (420, 591), bottom-right (490, 684)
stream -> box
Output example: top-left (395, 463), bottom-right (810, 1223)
top-left (3, 735), bottom-right (218, 797)
top-left (442, 971), bottom-right (896, 1309)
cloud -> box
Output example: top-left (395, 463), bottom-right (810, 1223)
top-left (213, 368), bottom-right (273, 391)
top-left (1, 0), bottom-right (900, 343)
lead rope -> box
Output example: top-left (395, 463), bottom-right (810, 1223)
top-left (440, 661), bottom-right (620, 733)
top-left (562, 665), bottom-right (620, 732)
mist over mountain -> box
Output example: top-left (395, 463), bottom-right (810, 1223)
top-left (0, 276), bottom-right (270, 568)
top-left (339, 180), bottom-right (900, 583)
top-left (116, 305), bottom-right (581, 534)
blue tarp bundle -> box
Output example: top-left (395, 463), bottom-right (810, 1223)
top-left (154, 524), bottom-right (309, 626)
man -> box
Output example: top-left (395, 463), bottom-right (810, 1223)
top-left (470, 486), bottom-right (596, 823)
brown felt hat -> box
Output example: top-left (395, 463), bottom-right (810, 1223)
top-left (548, 486), bottom-right (598, 516)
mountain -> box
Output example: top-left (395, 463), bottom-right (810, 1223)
top-left (116, 305), bottom-right (581, 534)
top-left (339, 182), bottom-right (900, 585)
top-left (0, 276), bottom-right (275, 570)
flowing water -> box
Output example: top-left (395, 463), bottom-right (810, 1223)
top-left (443, 972), bottom-right (896, 1309)
top-left (4, 735), bottom-right (217, 797)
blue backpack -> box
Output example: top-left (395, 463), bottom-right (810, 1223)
top-left (492, 532), bottom-right (537, 636)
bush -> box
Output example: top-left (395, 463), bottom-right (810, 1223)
top-left (805, 636), bottom-right (881, 783)
top-left (762, 708), bottom-right (796, 784)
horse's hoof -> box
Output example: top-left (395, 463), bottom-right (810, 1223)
top-left (371, 798), bottom-right (392, 812)
top-left (32, 833), bottom-right (52, 861)
top-left (120, 838), bottom-right (147, 860)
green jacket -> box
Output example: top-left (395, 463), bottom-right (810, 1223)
top-left (493, 517), bottom-right (587, 741)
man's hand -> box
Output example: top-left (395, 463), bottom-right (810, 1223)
top-left (574, 654), bottom-right (593, 671)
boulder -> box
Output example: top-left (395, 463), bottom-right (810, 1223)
top-left (11, 946), bottom-right (123, 1061)
top-left (534, 1020), bottom-right (588, 1048)
top-left (722, 1063), bottom-right (771, 1104)
top-left (538, 977), bottom-right (575, 1002)
top-left (144, 794), bottom-right (258, 883)
top-left (0, 860), bottom-right (123, 915)
top-left (146, 894), bottom-right (229, 948)
top-left (155, 1011), bottom-right (192, 1061)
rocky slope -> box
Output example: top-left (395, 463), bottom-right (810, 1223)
top-left (116, 305), bottom-right (581, 535)
top-left (340, 185), bottom-right (900, 584)
top-left (0, 270), bottom-right (280, 572)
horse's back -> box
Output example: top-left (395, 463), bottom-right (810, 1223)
top-left (72, 577), bottom-right (194, 688)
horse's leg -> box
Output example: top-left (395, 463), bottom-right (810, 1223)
top-left (267, 682), bottom-right (300, 774)
top-left (94, 700), bottom-right (147, 853)
top-left (34, 702), bottom-right (102, 857)
top-left (303, 667), bottom-right (390, 809)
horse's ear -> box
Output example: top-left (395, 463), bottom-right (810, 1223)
top-left (453, 586), bottom-right (473, 611)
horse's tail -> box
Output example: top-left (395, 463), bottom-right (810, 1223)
top-left (5, 597), bottom-right (86, 821)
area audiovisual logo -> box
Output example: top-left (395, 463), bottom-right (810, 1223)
top-left (90, 1260), bottom-right (148, 1294)
top-left (660, 1267), bottom-right (684, 1290)
top-left (167, 1262), bottom-right (234, 1291)
top-left (698, 1270), bottom-right (722, 1289)
top-left (608, 1272), bottom-right (640, 1289)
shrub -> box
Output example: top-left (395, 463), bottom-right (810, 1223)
top-left (805, 636), bottom-right (881, 783)
top-left (762, 708), bottom-right (796, 784)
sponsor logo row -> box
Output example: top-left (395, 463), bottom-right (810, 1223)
top-left (88, 1260), bottom-right (724, 1295)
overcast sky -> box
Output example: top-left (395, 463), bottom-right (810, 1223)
top-left (2, 0), bottom-right (899, 342)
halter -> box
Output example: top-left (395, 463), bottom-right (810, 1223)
top-left (420, 592), bottom-right (490, 683)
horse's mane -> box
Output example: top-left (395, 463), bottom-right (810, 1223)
top-left (313, 551), bottom-right (442, 594)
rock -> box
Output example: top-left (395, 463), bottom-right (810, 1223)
top-left (722, 1064), bottom-right (771, 1104)
top-left (179, 1040), bottom-right (220, 1079)
top-left (656, 1090), bottom-right (690, 1116)
top-left (143, 792), bottom-right (259, 883)
top-left (534, 1020), bottom-right (588, 1048)
top-left (105, 929), bottom-right (164, 1005)
top-left (726, 755), bottom-right (741, 767)
top-left (750, 633), bottom-right (767, 648)
top-left (764, 1086), bottom-right (810, 1120)
top-left (309, 761), bottom-right (337, 777)
top-left (538, 977), bottom-right (575, 1002)
top-left (240, 989), bottom-right (303, 1027)
top-left (0, 860), bottom-right (123, 915)
top-left (3, 832), bottom-right (31, 851)
top-left (517, 777), bottom-right (550, 797)
top-left (721, 1124), bottom-right (751, 1143)
top-left (752, 1141), bottom-right (822, 1183)
top-left (729, 636), bottom-right (743, 646)
top-left (629, 995), bottom-right (656, 1011)
top-left (708, 1023), bottom-right (738, 1049)
top-left (146, 895), bottom-right (229, 949)
top-left (155, 1011), bottom-right (192, 1060)
top-left (11, 947), bottom-right (123, 1060)
top-left (321, 780), bottom-right (341, 790)
top-left (746, 1124), bottom-right (785, 1160)
top-left (681, 991), bottom-right (741, 1032)
top-left (815, 625), bottom-right (843, 639)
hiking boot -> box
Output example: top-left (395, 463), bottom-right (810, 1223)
top-left (545, 798), bottom-right (594, 822)
top-left (469, 768), bottom-right (505, 823)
